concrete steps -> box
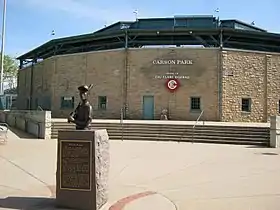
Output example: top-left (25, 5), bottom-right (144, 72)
top-left (51, 121), bottom-right (270, 146)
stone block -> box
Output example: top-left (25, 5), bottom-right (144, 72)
top-left (56, 129), bottom-right (110, 210)
top-left (270, 116), bottom-right (280, 148)
top-left (95, 129), bottom-right (110, 209)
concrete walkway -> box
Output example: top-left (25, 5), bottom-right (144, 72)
top-left (1, 129), bottom-right (280, 210)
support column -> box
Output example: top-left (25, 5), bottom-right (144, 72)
top-left (263, 55), bottom-right (270, 122)
top-left (270, 116), bottom-right (280, 148)
top-left (123, 30), bottom-right (129, 119)
top-left (29, 59), bottom-right (35, 109)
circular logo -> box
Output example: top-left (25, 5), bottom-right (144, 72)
top-left (166, 79), bottom-right (179, 92)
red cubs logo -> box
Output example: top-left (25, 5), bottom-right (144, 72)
top-left (166, 79), bottom-right (179, 92)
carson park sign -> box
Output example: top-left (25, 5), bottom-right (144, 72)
top-left (152, 59), bottom-right (193, 65)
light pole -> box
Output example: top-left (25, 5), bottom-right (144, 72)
top-left (215, 8), bottom-right (220, 26)
top-left (0, 0), bottom-right (7, 95)
top-left (133, 10), bottom-right (138, 21)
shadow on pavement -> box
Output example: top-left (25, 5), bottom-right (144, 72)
top-left (261, 152), bottom-right (279, 156)
top-left (246, 145), bottom-right (268, 149)
top-left (0, 196), bottom-right (72, 210)
top-left (8, 127), bottom-right (39, 139)
top-left (253, 152), bottom-right (279, 156)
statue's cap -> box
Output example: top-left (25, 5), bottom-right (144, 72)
top-left (78, 85), bottom-right (89, 92)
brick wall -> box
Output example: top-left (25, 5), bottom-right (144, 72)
top-left (127, 48), bottom-right (219, 120)
top-left (17, 58), bottom-right (54, 111)
top-left (51, 49), bottom-right (124, 118)
top-left (17, 48), bottom-right (220, 120)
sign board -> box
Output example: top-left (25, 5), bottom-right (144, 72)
top-left (120, 24), bottom-right (130, 29)
top-left (60, 140), bottom-right (92, 191)
top-left (153, 59), bottom-right (193, 65)
top-left (155, 72), bottom-right (190, 79)
top-left (63, 97), bottom-right (73, 101)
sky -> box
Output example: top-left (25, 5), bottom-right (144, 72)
top-left (2, 0), bottom-right (280, 57)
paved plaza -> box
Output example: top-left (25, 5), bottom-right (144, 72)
top-left (0, 129), bottom-right (280, 210)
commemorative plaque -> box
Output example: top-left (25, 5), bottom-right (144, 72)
top-left (60, 140), bottom-right (92, 191)
top-left (56, 130), bottom-right (110, 210)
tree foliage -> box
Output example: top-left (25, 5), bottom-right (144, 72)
top-left (1, 54), bottom-right (18, 78)
top-left (0, 54), bottom-right (18, 90)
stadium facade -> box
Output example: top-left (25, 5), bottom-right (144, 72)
top-left (16, 16), bottom-right (280, 122)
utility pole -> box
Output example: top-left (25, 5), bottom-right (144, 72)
top-left (0, 0), bottom-right (7, 95)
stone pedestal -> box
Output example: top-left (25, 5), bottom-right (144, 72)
top-left (270, 116), bottom-right (280, 148)
top-left (56, 129), bottom-right (110, 210)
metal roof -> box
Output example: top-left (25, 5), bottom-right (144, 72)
top-left (17, 17), bottom-right (279, 61)
top-left (93, 21), bottom-right (134, 34)
top-left (221, 19), bottom-right (267, 32)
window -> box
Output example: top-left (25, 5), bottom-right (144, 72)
top-left (11, 97), bottom-right (16, 110)
top-left (190, 97), bottom-right (201, 111)
top-left (279, 100), bottom-right (280, 114)
top-left (26, 98), bottom-right (30, 109)
top-left (241, 98), bottom-right (251, 112)
top-left (35, 98), bottom-right (39, 109)
top-left (61, 96), bottom-right (74, 109)
top-left (98, 96), bottom-right (107, 110)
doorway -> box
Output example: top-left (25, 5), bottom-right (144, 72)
top-left (142, 95), bottom-right (154, 120)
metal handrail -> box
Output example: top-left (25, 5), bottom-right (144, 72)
top-left (192, 110), bottom-right (204, 143)
top-left (120, 108), bottom-right (124, 141)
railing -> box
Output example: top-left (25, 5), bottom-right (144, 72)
top-left (120, 108), bottom-right (124, 141)
top-left (192, 110), bottom-right (204, 143)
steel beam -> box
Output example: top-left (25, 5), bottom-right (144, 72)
top-left (41, 42), bottom-right (124, 58)
top-left (190, 34), bottom-right (210, 47)
top-left (116, 36), bottom-right (123, 42)
top-left (132, 40), bottom-right (209, 45)
top-left (223, 30), bottom-right (280, 41)
top-left (228, 41), bottom-right (280, 50)
top-left (128, 35), bottom-right (138, 41)
top-left (210, 35), bottom-right (219, 44)
top-left (223, 36), bottom-right (232, 44)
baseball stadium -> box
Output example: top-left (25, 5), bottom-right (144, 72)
top-left (16, 15), bottom-right (280, 122)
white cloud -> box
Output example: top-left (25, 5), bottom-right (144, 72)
top-left (22, 0), bottom-right (161, 24)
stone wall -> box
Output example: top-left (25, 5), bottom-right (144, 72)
top-left (267, 55), bottom-right (280, 118)
top-left (221, 49), bottom-right (280, 122)
top-left (94, 129), bottom-right (110, 209)
top-left (270, 116), bottom-right (280, 148)
top-left (0, 110), bottom-right (52, 139)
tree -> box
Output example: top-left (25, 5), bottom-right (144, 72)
top-left (1, 54), bottom-right (18, 90)
top-left (3, 54), bottom-right (18, 78)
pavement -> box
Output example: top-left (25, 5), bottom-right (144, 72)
top-left (1, 128), bottom-right (280, 210)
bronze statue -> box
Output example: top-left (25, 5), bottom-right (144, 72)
top-left (68, 85), bottom-right (93, 130)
